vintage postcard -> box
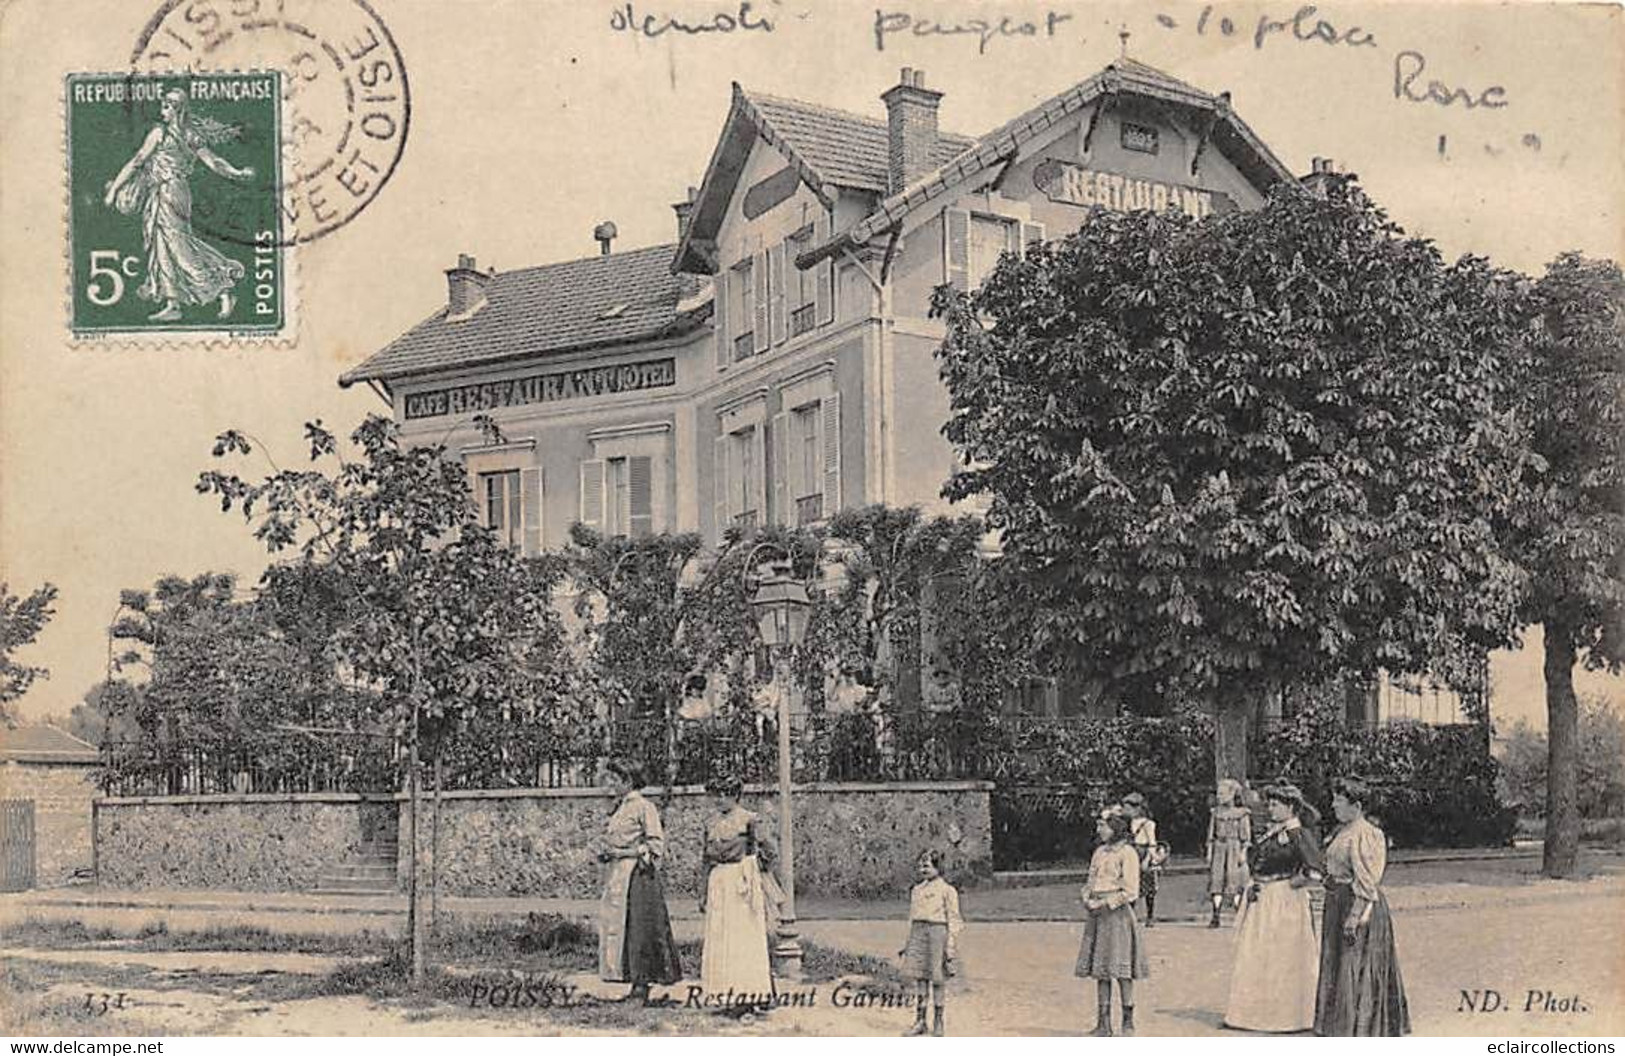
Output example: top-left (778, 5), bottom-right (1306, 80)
top-left (1, 0), bottom-right (1622, 1045)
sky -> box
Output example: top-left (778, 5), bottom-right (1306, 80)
top-left (2, 0), bottom-right (1621, 732)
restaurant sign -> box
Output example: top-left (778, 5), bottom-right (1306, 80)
top-left (1032, 159), bottom-right (1234, 219)
top-left (404, 357), bottom-right (677, 419)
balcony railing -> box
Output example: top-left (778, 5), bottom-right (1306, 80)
top-left (733, 332), bottom-right (756, 361)
top-left (733, 509), bottom-right (759, 528)
top-left (789, 303), bottom-right (817, 337)
top-left (795, 493), bottom-right (823, 526)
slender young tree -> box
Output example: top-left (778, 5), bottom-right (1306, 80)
top-left (200, 414), bottom-right (572, 982)
top-left (934, 179), bottom-right (1534, 781)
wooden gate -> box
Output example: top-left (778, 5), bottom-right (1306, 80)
top-left (0, 800), bottom-right (35, 892)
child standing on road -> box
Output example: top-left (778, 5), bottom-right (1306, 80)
top-left (1122, 791), bottom-right (1167, 927)
top-left (1207, 778), bottom-right (1253, 927)
top-left (899, 848), bottom-right (963, 1037)
top-left (1076, 811), bottom-right (1150, 1036)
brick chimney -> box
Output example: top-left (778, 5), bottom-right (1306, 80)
top-left (881, 68), bottom-right (943, 195)
top-left (673, 185), bottom-right (698, 241)
top-left (1300, 156), bottom-right (1348, 199)
top-left (445, 253), bottom-right (489, 318)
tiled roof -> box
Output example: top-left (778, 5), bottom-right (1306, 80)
top-left (0, 724), bottom-right (99, 762)
top-left (341, 244), bottom-right (710, 386)
top-left (744, 91), bottom-right (976, 194)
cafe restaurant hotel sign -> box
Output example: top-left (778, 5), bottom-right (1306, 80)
top-left (404, 357), bottom-right (677, 419)
top-left (1032, 159), bottom-right (1235, 219)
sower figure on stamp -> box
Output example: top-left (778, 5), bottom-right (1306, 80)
top-left (103, 87), bottom-right (253, 322)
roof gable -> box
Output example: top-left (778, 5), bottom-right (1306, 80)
top-left (341, 244), bottom-right (709, 387)
top-left (830, 58), bottom-right (1295, 253)
top-left (673, 84), bottom-right (974, 274)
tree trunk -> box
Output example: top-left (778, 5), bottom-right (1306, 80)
top-left (407, 703), bottom-right (426, 984)
top-left (430, 748), bottom-right (443, 935)
top-left (1214, 701), bottom-right (1249, 784)
top-left (1542, 623), bottom-right (1581, 879)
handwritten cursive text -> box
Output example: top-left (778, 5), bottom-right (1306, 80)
top-left (609, 2), bottom-right (773, 38)
top-left (873, 9), bottom-right (1074, 54)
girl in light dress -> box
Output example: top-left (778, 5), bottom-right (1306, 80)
top-left (1075, 811), bottom-right (1150, 1036)
top-left (698, 772), bottom-right (776, 1017)
top-left (1207, 777), bottom-right (1253, 927)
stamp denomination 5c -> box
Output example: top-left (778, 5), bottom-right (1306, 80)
top-left (67, 71), bottom-right (286, 338)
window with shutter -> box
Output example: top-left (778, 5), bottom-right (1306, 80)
top-left (731, 259), bottom-right (754, 362)
top-left (752, 249), bottom-right (770, 355)
top-left (943, 209), bottom-right (970, 291)
top-left (714, 270), bottom-right (730, 370)
top-left (713, 434), bottom-right (730, 543)
top-left (578, 459), bottom-right (605, 531)
top-left (771, 411), bottom-right (789, 526)
top-left (769, 243), bottom-right (787, 346)
top-left (628, 455), bottom-right (653, 538)
top-left (521, 466), bottom-right (542, 555)
top-left (968, 215), bottom-right (1016, 288)
top-left (821, 394), bottom-right (841, 518)
top-left (480, 469), bottom-right (523, 548)
top-left (814, 212), bottom-right (835, 325)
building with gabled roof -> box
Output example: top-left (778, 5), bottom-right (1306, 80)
top-left (344, 59), bottom-right (1306, 569)
top-left (0, 724), bottom-right (99, 888)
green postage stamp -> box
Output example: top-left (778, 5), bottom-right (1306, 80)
top-left (66, 71), bottom-right (287, 339)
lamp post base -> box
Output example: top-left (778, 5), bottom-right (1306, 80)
top-left (774, 917), bottom-right (804, 982)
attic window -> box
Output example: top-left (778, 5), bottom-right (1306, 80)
top-left (598, 303), bottom-right (630, 320)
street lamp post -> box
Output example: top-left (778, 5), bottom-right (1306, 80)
top-left (747, 557), bottom-right (811, 982)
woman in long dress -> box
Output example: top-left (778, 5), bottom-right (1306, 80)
top-left (1207, 777), bottom-right (1252, 927)
top-left (1223, 782), bottom-right (1323, 1032)
top-left (1315, 778), bottom-right (1411, 1036)
top-left (1075, 811), bottom-right (1149, 1036)
top-left (102, 87), bottom-right (254, 322)
top-left (596, 759), bottom-right (682, 1002)
top-left (699, 772), bottom-right (775, 1014)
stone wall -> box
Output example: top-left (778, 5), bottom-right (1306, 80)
top-left (0, 760), bottom-right (99, 885)
top-left (95, 783), bottom-right (992, 898)
top-left (95, 794), bottom-right (398, 891)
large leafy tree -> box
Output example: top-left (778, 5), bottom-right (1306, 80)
top-left (1511, 254), bottom-right (1625, 877)
top-left (935, 180), bottom-right (1534, 780)
top-left (200, 414), bottom-right (573, 982)
top-left (1, 582), bottom-right (59, 724)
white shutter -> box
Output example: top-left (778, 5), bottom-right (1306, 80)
top-left (753, 249), bottom-right (770, 354)
top-left (814, 212), bottom-right (834, 326)
top-left (713, 269), bottom-right (729, 370)
top-left (628, 456), bottom-right (653, 538)
top-left (944, 209), bottom-right (970, 290)
top-left (1021, 221), bottom-right (1046, 256)
top-left (752, 425), bottom-right (768, 523)
top-left (578, 459), bottom-right (605, 532)
top-left (770, 243), bottom-right (787, 346)
top-left (521, 466), bottom-right (542, 555)
top-left (821, 394), bottom-right (841, 516)
top-left (771, 411), bottom-right (789, 526)
top-left (713, 434), bottom-right (730, 543)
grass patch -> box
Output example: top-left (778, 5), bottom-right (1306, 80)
top-left (800, 940), bottom-right (902, 985)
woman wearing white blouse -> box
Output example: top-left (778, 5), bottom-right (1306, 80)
top-left (1315, 779), bottom-right (1411, 1036)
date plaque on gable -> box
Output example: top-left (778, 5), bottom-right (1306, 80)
top-left (1121, 123), bottom-right (1159, 155)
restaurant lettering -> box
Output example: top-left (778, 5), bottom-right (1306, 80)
top-left (1032, 159), bottom-right (1233, 219)
top-left (404, 357), bottom-right (677, 419)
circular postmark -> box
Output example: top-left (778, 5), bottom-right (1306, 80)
top-left (130, 0), bottom-right (410, 246)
